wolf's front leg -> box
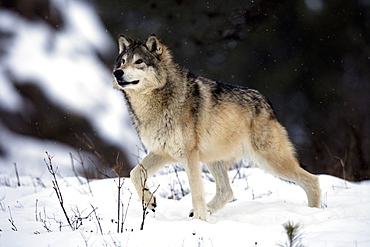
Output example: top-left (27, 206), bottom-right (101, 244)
top-left (185, 151), bottom-right (207, 221)
top-left (130, 152), bottom-right (172, 210)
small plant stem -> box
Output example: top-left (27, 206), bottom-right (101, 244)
top-left (117, 177), bottom-right (123, 233)
top-left (14, 163), bottom-right (20, 187)
top-left (44, 152), bottom-right (74, 230)
top-left (35, 199), bottom-right (39, 221)
top-left (8, 206), bottom-right (17, 231)
top-left (121, 190), bottom-right (132, 233)
top-left (90, 204), bottom-right (103, 235)
top-left (173, 165), bottom-right (186, 197)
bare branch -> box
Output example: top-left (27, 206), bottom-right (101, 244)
top-left (44, 152), bottom-right (74, 230)
top-left (8, 206), bottom-right (17, 231)
top-left (14, 163), bottom-right (20, 187)
top-left (90, 204), bottom-right (103, 235)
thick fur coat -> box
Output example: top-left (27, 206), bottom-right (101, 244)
top-left (113, 34), bottom-right (321, 221)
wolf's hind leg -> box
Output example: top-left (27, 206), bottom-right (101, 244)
top-left (292, 168), bottom-right (321, 207)
top-left (258, 150), bottom-right (321, 207)
top-left (251, 119), bottom-right (321, 207)
top-left (130, 152), bottom-right (173, 210)
top-left (205, 161), bottom-right (233, 214)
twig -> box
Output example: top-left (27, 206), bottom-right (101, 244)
top-left (70, 152), bottom-right (93, 195)
top-left (71, 153), bottom-right (85, 185)
top-left (173, 164), bottom-right (186, 197)
top-left (75, 133), bottom-right (111, 168)
top-left (70, 205), bottom-right (101, 231)
top-left (35, 199), bottom-right (39, 222)
top-left (77, 133), bottom-right (122, 179)
top-left (140, 163), bottom-right (159, 230)
top-left (88, 157), bottom-right (113, 179)
top-left (0, 195), bottom-right (5, 212)
top-left (140, 185), bottom-right (159, 231)
top-left (140, 164), bottom-right (149, 230)
top-left (140, 166), bottom-right (147, 230)
top-left (121, 189), bottom-right (132, 233)
top-left (80, 231), bottom-right (91, 247)
top-left (44, 152), bottom-right (74, 230)
top-left (50, 214), bottom-right (63, 232)
top-left (114, 153), bottom-right (127, 233)
top-left (231, 163), bottom-right (242, 184)
top-left (14, 163), bottom-right (20, 187)
top-left (114, 154), bottom-right (133, 233)
top-left (231, 161), bottom-right (246, 183)
top-left (77, 151), bottom-right (92, 192)
top-left (90, 204), bottom-right (103, 235)
top-left (8, 206), bottom-right (17, 231)
top-left (116, 176), bottom-right (124, 233)
top-left (42, 222), bottom-right (51, 233)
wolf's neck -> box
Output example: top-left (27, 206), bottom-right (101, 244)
top-left (123, 84), bottom-right (181, 128)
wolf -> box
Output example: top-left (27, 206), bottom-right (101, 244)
top-left (112, 34), bottom-right (321, 221)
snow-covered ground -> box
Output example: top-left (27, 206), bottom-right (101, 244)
top-left (1, 163), bottom-right (369, 247)
top-left (0, 1), bottom-right (369, 246)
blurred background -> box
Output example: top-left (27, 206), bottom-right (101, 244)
top-left (0, 0), bottom-right (369, 181)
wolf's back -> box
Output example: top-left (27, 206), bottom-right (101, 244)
top-left (194, 76), bottom-right (277, 121)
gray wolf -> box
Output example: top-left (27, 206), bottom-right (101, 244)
top-left (112, 34), bottom-right (321, 221)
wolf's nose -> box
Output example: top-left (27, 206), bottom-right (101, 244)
top-left (113, 69), bottom-right (124, 79)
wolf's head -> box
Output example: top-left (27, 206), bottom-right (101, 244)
top-left (113, 34), bottom-right (172, 92)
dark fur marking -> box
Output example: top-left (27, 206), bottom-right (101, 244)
top-left (114, 52), bottom-right (124, 68)
top-left (266, 98), bottom-right (277, 120)
top-left (195, 77), bottom-right (277, 120)
top-left (209, 80), bottom-right (246, 106)
top-left (190, 81), bottom-right (201, 116)
top-left (210, 81), bottom-right (227, 105)
top-left (244, 89), bottom-right (276, 119)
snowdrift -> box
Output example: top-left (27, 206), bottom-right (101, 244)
top-left (0, 165), bottom-right (369, 247)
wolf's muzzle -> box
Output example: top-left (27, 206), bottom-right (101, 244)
top-left (113, 69), bottom-right (139, 86)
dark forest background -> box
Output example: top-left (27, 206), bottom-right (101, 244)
top-left (1, 0), bottom-right (369, 180)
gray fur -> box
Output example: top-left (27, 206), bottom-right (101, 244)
top-left (113, 34), bottom-right (321, 221)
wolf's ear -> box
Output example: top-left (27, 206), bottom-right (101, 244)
top-left (146, 34), bottom-right (163, 55)
top-left (118, 34), bottom-right (132, 53)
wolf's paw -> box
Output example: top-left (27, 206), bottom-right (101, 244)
top-left (145, 196), bottom-right (157, 212)
top-left (189, 209), bottom-right (194, 218)
top-left (142, 189), bottom-right (157, 212)
top-left (188, 208), bottom-right (209, 221)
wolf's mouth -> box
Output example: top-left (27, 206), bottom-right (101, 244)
top-left (117, 79), bottom-right (139, 86)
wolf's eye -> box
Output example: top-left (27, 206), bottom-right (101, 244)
top-left (121, 58), bottom-right (125, 64)
top-left (135, 59), bottom-right (144, 64)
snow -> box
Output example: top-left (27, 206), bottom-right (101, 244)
top-left (1, 7), bottom-right (128, 142)
top-left (0, 0), bottom-right (141, 176)
top-left (0, 124), bottom-right (77, 178)
top-left (0, 166), bottom-right (369, 247)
